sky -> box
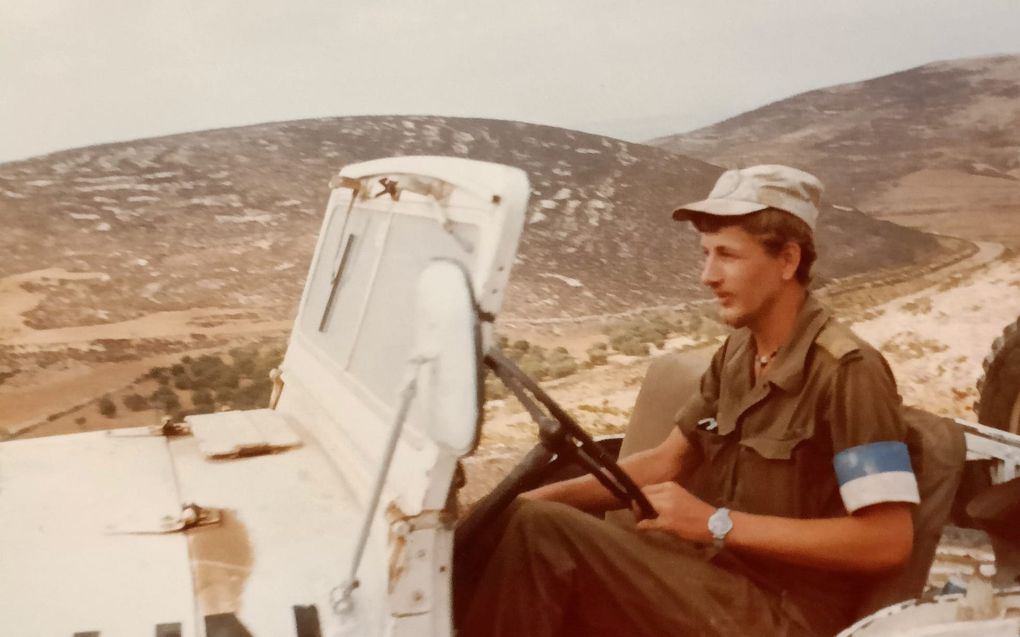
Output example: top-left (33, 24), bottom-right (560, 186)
top-left (2, 0), bottom-right (1019, 163)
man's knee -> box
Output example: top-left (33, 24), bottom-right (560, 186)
top-left (506, 499), bottom-right (584, 538)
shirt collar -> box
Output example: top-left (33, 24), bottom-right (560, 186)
top-left (763, 293), bottom-right (831, 392)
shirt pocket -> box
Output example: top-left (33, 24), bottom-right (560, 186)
top-left (733, 429), bottom-right (817, 517)
top-left (739, 434), bottom-right (804, 460)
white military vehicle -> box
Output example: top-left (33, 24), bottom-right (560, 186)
top-left (1, 156), bottom-right (1018, 636)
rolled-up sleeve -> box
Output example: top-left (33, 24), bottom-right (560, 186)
top-left (828, 348), bottom-right (920, 514)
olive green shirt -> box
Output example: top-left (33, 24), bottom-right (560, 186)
top-left (674, 294), bottom-right (913, 635)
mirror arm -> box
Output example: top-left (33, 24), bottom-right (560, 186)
top-left (333, 354), bottom-right (430, 617)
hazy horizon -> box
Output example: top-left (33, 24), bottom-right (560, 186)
top-left (3, 1), bottom-right (1019, 164)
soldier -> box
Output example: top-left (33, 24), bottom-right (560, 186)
top-left (457, 165), bottom-right (919, 637)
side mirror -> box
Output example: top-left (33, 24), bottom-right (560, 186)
top-left (413, 259), bottom-right (482, 454)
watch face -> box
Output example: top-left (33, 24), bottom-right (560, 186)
top-left (709, 509), bottom-right (733, 536)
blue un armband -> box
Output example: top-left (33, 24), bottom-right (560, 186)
top-left (833, 441), bottom-right (920, 514)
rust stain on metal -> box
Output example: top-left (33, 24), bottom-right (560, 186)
top-left (384, 502), bottom-right (453, 591)
top-left (388, 529), bottom-right (408, 592)
top-left (187, 509), bottom-right (253, 616)
top-left (387, 502), bottom-right (409, 592)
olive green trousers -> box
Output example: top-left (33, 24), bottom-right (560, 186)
top-left (455, 499), bottom-right (817, 637)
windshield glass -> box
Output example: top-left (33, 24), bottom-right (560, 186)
top-left (299, 191), bottom-right (480, 416)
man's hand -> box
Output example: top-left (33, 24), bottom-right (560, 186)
top-left (636, 484), bottom-right (915, 572)
top-left (634, 481), bottom-right (715, 544)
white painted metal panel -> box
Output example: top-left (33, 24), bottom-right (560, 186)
top-left (187, 408), bottom-right (301, 458)
top-left (267, 156), bottom-right (528, 637)
top-left (282, 156), bottom-right (527, 515)
top-left (838, 590), bottom-right (1020, 636)
top-left (0, 431), bottom-right (197, 637)
top-left (168, 423), bottom-right (380, 637)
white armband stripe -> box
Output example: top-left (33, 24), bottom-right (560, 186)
top-left (839, 471), bottom-right (920, 514)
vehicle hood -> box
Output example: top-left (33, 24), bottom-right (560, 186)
top-left (0, 423), bottom-right (361, 636)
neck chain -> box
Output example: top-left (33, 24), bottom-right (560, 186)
top-left (755, 350), bottom-right (778, 369)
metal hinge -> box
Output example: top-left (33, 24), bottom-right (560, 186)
top-left (107, 503), bottom-right (221, 535)
top-left (105, 416), bottom-right (192, 438)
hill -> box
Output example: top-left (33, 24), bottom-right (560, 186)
top-left (0, 116), bottom-right (941, 328)
top-left (653, 55), bottom-right (1020, 245)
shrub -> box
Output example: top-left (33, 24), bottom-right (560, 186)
top-left (190, 354), bottom-right (227, 381)
top-left (587, 342), bottom-right (609, 366)
top-left (150, 385), bottom-right (181, 413)
top-left (607, 317), bottom-right (671, 353)
top-left (259, 346), bottom-right (285, 370)
top-left (234, 355), bottom-right (256, 377)
top-left (229, 345), bottom-right (256, 360)
top-left (215, 387), bottom-right (237, 405)
top-left (615, 337), bottom-right (649, 357)
top-left (98, 395), bottom-right (117, 418)
top-left (517, 354), bottom-right (549, 381)
top-left (547, 357), bottom-right (578, 379)
top-left (545, 347), bottom-right (578, 379)
top-left (123, 393), bottom-right (148, 412)
top-left (218, 369), bottom-right (240, 389)
top-left (484, 374), bottom-right (508, 401)
top-left (231, 378), bottom-right (272, 410)
top-left (192, 388), bottom-right (215, 407)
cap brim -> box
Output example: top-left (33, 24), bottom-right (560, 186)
top-left (671, 198), bottom-right (768, 221)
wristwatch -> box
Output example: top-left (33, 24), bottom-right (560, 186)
top-left (707, 507), bottom-right (733, 549)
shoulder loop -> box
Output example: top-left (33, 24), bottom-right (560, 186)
top-left (815, 318), bottom-right (860, 360)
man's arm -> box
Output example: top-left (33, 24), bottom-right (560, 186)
top-left (522, 340), bottom-right (727, 512)
top-left (636, 481), bottom-right (913, 572)
top-left (636, 343), bottom-right (918, 574)
top-left (520, 427), bottom-right (697, 513)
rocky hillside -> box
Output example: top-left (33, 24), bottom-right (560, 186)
top-left (652, 55), bottom-right (1020, 245)
top-left (0, 116), bottom-right (940, 324)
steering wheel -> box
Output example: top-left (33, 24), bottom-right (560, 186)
top-left (455, 348), bottom-right (656, 543)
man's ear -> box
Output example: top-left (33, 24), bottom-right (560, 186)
top-left (780, 241), bottom-right (802, 281)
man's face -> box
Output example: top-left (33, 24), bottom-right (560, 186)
top-left (699, 225), bottom-right (788, 328)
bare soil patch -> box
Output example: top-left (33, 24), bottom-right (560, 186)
top-left (867, 169), bottom-right (1020, 248)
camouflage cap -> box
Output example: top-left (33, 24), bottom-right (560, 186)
top-left (672, 164), bottom-right (824, 231)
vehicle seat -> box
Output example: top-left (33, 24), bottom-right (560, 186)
top-left (603, 349), bottom-right (711, 527)
top-left (854, 407), bottom-right (966, 617)
top-left (608, 350), bottom-right (968, 620)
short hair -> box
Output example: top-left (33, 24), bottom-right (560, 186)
top-left (688, 208), bottom-right (817, 285)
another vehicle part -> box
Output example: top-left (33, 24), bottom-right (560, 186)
top-left (976, 316), bottom-right (1020, 434)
